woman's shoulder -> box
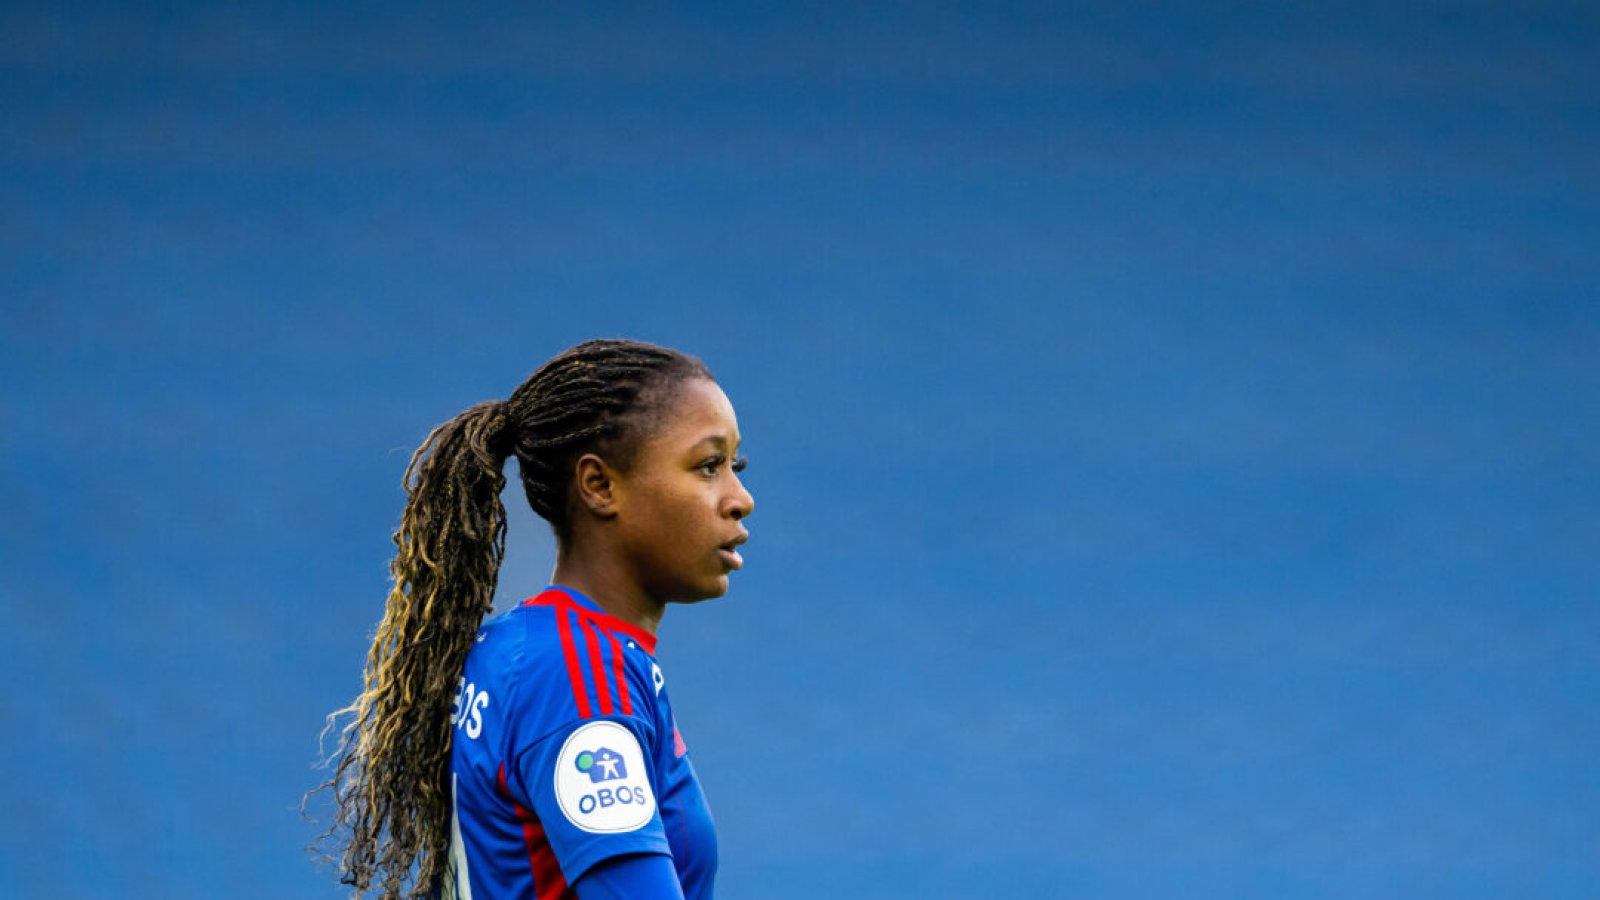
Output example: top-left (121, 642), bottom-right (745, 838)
top-left (470, 600), bottom-right (578, 679)
top-left (467, 601), bottom-right (658, 751)
top-left (459, 602), bottom-right (596, 739)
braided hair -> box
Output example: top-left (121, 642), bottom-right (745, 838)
top-left (310, 339), bottom-right (711, 898)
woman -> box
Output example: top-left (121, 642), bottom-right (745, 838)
top-left (314, 339), bottom-right (754, 899)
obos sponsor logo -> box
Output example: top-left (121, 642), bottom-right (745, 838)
top-left (451, 677), bottom-right (489, 740)
top-left (554, 720), bottom-right (655, 833)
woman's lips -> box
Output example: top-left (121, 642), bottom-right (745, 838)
top-left (717, 533), bottom-right (747, 570)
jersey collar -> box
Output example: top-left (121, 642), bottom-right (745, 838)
top-left (525, 585), bottom-right (659, 654)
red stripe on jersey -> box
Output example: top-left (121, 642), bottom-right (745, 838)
top-left (607, 632), bottom-right (633, 715)
top-left (554, 604), bottom-right (593, 719)
top-left (499, 765), bottom-right (569, 900)
top-left (527, 588), bottom-right (658, 655)
top-left (524, 815), bottom-right (568, 900)
top-left (579, 617), bottom-right (614, 716)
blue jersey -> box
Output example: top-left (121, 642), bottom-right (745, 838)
top-left (441, 586), bottom-right (717, 899)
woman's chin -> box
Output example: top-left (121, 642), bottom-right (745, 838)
top-left (673, 575), bottom-right (730, 604)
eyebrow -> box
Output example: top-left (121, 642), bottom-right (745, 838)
top-left (690, 434), bottom-right (740, 453)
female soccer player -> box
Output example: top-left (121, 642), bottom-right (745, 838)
top-left (313, 339), bottom-right (753, 899)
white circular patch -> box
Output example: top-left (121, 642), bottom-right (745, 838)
top-left (553, 720), bottom-right (656, 834)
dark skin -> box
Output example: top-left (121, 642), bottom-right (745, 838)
top-left (552, 377), bottom-right (754, 636)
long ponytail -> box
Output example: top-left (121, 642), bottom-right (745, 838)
top-left (312, 399), bottom-right (514, 898)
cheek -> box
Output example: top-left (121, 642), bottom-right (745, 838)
top-left (633, 486), bottom-right (708, 551)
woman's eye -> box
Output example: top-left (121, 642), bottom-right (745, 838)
top-left (697, 454), bottom-right (746, 476)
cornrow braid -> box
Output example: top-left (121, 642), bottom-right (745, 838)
top-left (310, 338), bottom-right (711, 898)
top-left (507, 339), bottom-right (710, 536)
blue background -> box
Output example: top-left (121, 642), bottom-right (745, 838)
top-left (3, 2), bottom-right (1596, 897)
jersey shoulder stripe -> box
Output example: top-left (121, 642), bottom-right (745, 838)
top-left (523, 588), bottom-right (654, 723)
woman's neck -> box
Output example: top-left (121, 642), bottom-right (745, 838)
top-left (550, 547), bottom-right (665, 636)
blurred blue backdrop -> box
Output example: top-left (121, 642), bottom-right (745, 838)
top-left (3, 2), bottom-right (1597, 897)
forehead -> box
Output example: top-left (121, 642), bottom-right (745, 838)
top-left (650, 378), bottom-right (740, 449)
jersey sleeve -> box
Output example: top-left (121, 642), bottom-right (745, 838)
top-left (511, 715), bottom-right (674, 885)
top-left (573, 853), bottom-right (687, 900)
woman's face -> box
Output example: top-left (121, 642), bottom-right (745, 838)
top-left (614, 378), bottom-right (754, 603)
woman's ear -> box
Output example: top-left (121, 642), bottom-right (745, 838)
top-left (571, 452), bottom-right (619, 518)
